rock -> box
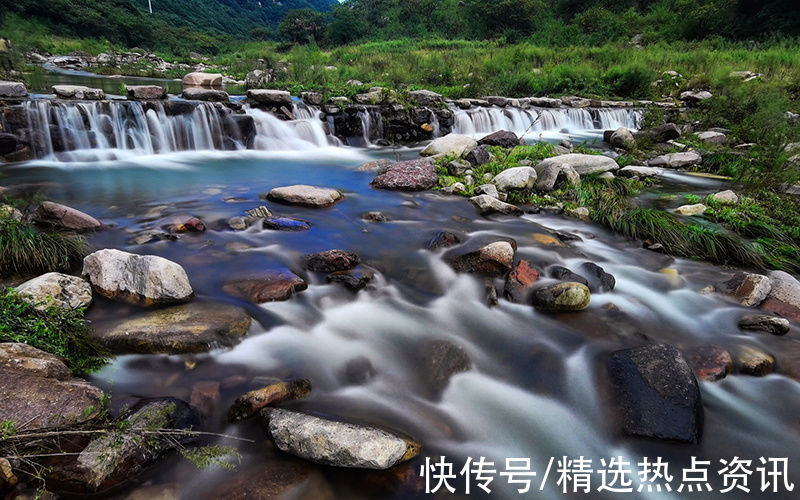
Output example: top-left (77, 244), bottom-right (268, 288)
top-left (738, 314), bottom-right (791, 336)
top-left (696, 131), bottom-right (727, 145)
top-left (181, 87), bottom-right (229, 102)
top-left (675, 203), bottom-right (707, 216)
top-left (346, 79), bottom-right (363, 86)
top-left (128, 229), bottom-right (176, 245)
top-left (608, 344), bottom-right (702, 443)
top-left (548, 266), bottom-right (589, 287)
top-left (266, 185), bottom-right (343, 207)
top-left (52, 85), bottom-right (105, 100)
top-left (301, 91), bottom-right (323, 106)
top-left (448, 241), bottom-right (515, 275)
top-left (446, 160), bottom-right (471, 175)
top-left (475, 183), bottom-right (500, 199)
top-left (536, 154), bottom-right (619, 176)
top-left (182, 72), bottom-right (222, 87)
top-left (126, 85), bottom-right (166, 100)
top-left (420, 134), bottom-right (477, 157)
top-left (504, 260), bottom-right (539, 303)
top-left (327, 269), bottom-right (374, 292)
top-left (245, 205), bottom-right (273, 218)
top-left (761, 271), bottom-right (800, 323)
top-left (469, 195), bottom-right (522, 216)
top-left (82, 249), bottom-right (193, 306)
top-left (634, 124), bottom-right (681, 142)
top-left (264, 408), bottom-right (421, 469)
top-left (619, 165), bottom-right (661, 178)
top-left (95, 302), bottom-right (251, 354)
top-left (68, 398), bottom-right (201, 491)
top-left (680, 90), bottom-right (713, 105)
top-left (610, 128), bottom-right (635, 149)
top-left (0, 133), bottom-right (19, 156)
top-left (209, 460), bottom-right (332, 499)
top-left (223, 271), bottom-right (307, 303)
top-left (686, 345), bottom-right (733, 382)
top-left (534, 163), bottom-right (581, 191)
top-left (711, 190), bottom-right (738, 204)
top-left (648, 152), bottom-right (702, 168)
top-left (15, 272), bottom-right (92, 311)
top-left (567, 206), bottom-right (590, 221)
top-left (162, 214), bottom-right (205, 233)
top-left (305, 250), bottom-right (360, 273)
top-left (408, 89), bottom-right (443, 107)
top-left (228, 379), bottom-right (311, 422)
top-left (528, 96), bottom-right (562, 108)
top-left (427, 231), bottom-right (460, 250)
top-left (339, 357), bottom-right (376, 385)
top-left (362, 211), bottom-right (387, 222)
top-left (191, 381), bottom-right (220, 416)
top-left (464, 144), bottom-right (492, 166)
top-left (0, 343), bottom-right (103, 431)
top-left (492, 166), bottom-right (537, 191)
top-left (370, 159), bottom-right (438, 191)
top-left (478, 130), bottom-right (521, 148)
top-left (484, 96), bottom-right (509, 107)
top-left (419, 340), bottom-right (471, 391)
top-left (721, 272), bottom-right (771, 307)
top-left (356, 158), bottom-right (392, 173)
top-left (33, 201), bottom-right (102, 231)
top-left (0, 80), bottom-right (28, 98)
top-left (580, 262), bottom-right (616, 292)
top-left (532, 233), bottom-right (563, 246)
top-left (0, 457), bottom-right (17, 488)
top-left (263, 216), bottom-right (311, 231)
top-left (247, 89), bottom-right (292, 107)
top-left (532, 282), bottom-right (591, 312)
top-left (735, 346), bottom-right (775, 376)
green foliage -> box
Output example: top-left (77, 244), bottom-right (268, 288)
top-left (684, 193), bottom-right (701, 204)
top-left (181, 445), bottom-right (242, 471)
top-left (279, 9), bottom-right (327, 45)
top-left (0, 288), bottom-right (108, 374)
top-left (0, 215), bottom-right (90, 277)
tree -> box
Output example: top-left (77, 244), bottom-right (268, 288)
top-left (278, 8), bottom-right (327, 44)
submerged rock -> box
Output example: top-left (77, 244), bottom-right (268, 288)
top-left (33, 201), bottom-right (102, 232)
top-left (536, 154), bottom-right (619, 176)
top-left (503, 260), bottom-right (539, 303)
top-left (370, 159), bottom-right (438, 191)
top-left (420, 134), bottom-right (477, 157)
top-left (228, 379), bottom-right (311, 422)
top-left (264, 408), bottom-right (421, 469)
top-left (304, 250), bottom-right (360, 273)
top-left (355, 158), bottom-right (393, 173)
top-left (223, 271), bottom-right (307, 303)
top-left (266, 185), bottom-right (343, 207)
top-left (263, 216), bottom-right (311, 231)
top-left (426, 231), bottom-right (461, 250)
top-left (735, 346), bottom-right (775, 376)
top-left (686, 344), bottom-right (733, 382)
top-left (532, 282), bottom-right (591, 312)
top-left (580, 262), bottom-right (616, 292)
top-left (609, 344), bottom-right (703, 443)
top-left (418, 339), bottom-right (472, 392)
top-left (82, 249), bottom-right (193, 306)
top-left (448, 241), bottom-right (515, 275)
top-left (162, 214), bottom-right (205, 233)
top-left (738, 314), bottom-right (790, 336)
top-left (548, 266), bottom-right (589, 287)
top-left (15, 272), bottom-right (92, 311)
top-left (761, 271), bottom-right (800, 323)
top-left (95, 301), bottom-right (251, 354)
top-left (327, 269), bottom-right (374, 292)
top-left (722, 272), bottom-right (771, 307)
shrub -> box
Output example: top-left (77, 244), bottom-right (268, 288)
top-left (602, 64), bottom-right (655, 99)
top-left (0, 215), bottom-right (89, 277)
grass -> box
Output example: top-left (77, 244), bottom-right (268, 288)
top-left (0, 214), bottom-right (90, 277)
top-left (0, 288), bottom-right (107, 374)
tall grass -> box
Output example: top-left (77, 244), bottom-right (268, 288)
top-left (0, 215), bottom-right (90, 277)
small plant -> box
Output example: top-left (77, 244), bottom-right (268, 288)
top-left (684, 194), bottom-right (701, 204)
top-left (181, 445), bottom-right (242, 471)
top-left (0, 214), bottom-right (90, 277)
top-left (2, 420), bottom-right (17, 439)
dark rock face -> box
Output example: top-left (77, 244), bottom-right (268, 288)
top-left (228, 379), bottom-right (311, 422)
top-left (263, 216), bottom-right (311, 231)
top-left (305, 250), bottom-right (360, 273)
top-left (327, 268), bottom-right (374, 292)
top-left (548, 266), bottom-right (590, 287)
top-left (686, 344), bottom-right (733, 382)
top-left (223, 271), bottom-right (308, 303)
top-left (580, 262), bottom-right (616, 292)
top-left (448, 241), bottom-right (515, 276)
top-left (634, 123), bottom-right (681, 142)
top-left (339, 356), bottom-right (377, 385)
top-left (478, 130), bottom-right (521, 148)
top-left (0, 133), bottom-right (18, 156)
top-left (609, 344), bottom-right (703, 443)
top-left (504, 260), bottom-right (539, 303)
top-left (418, 340), bottom-right (471, 393)
top-left (370, 159), bottom-right (438, 191)
top-left (426, 231), bottom-right (461, 250)
top-left (465, 144), bottom-right (492, 166)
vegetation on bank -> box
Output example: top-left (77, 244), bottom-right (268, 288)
top-left (0, 213), bottom-right (89, 277)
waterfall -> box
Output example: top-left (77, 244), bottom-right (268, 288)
top-left (451, 105), bottom-right (642, 142)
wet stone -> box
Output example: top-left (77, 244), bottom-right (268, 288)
top-left (686, 344), bottom-right (733, 382)
top-left (503, 260), bottom-right (539, 304)
top-left (223, 271), bottom-right (308, 303)
top-left (228, 379), bottom-right (311, 422)
top-left (305, 249), bottom-right (360, 273)
top-left (448, 241), bottom-right (515, 276)
top-left (263, 216), bottom-right (311, 231)
top-left (327, 269), bottom-right (374, 292)
top-left (548, 266), bottom-right (589, 287)
top-left (735, 346), bottom-right (775, 377)
top-left (426, 231), bottom-right (461, 250)
top-left (418, 340), bottom-right (471, 393)
top-left (738, 314), bottom-right (791, 336)
top-left (722, 272), bottom-right (772, 307)
top-left (580, 262), bottom-right (616, 292)
top-left (339, 356), bottom-right (377, 385)
top-left (532, 282), bottom-right (591, 312)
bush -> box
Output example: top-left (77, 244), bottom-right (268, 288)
top-left (0, 288), bottom-right (107, 374)
top-left (0, 215), bottom-right (89, 277)
top-left (602, 64), bottom-right (655, 98)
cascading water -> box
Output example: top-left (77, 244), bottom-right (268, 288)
top-left (452, 105), bottom-right (641, 143)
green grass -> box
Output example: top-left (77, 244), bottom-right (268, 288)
top-left (0, 215), bottom-right (90, 277)
top-left (0, 288), bottom-right (108, 374)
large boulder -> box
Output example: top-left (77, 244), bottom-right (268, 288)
top-left (721, 272), bottom-right (771, 307)
top-left (33, 201), bottom-right (102, 231)
top-left (370, 159), bottom-right (438, 191)
top-left (223, 271), bottom-right (307, 303)
top-left (492, 167), bottom-right (537, 191)
top-left (94, 302), bottom-right (251, 354)
top-left (408, 89), bottom-right (443, 107)
top-left (263, 408), bottom-right (421, 469)
top-left (610, 128), bottom-right (635, 149)
top-left (247, 89), bottom-right (292, 107)
top-left (228, 379), bottom-right (311, 422)
top-left (648, 152), bottom-right (702, 169)
top-left (126, 85), bottom-right (167, 100)
top-left (608, 344), bottom-right (703, 443)
top-left (532, 282), bottom-right (591, 312)
top-left (534, 163), bottom-right (580, 191)
top-left (469, 195), bottom-right (522, 215)
top-left (0, 343), bottom-right (103, 431)
top-left (52, 85), bottom-right (105, 100)
top-left (266, 185), bottom-right (343, 207)
top-left (464, 144), bottom-right (492, 166)
top-left (761, 271), bottom-right (800, 323)
top-left (535, 154), bottom-right (619, 176)
top-left (301, 91), bottom-right (323, 106)
top-left (0, 80), bottom-right (28, 98)
top-left (420, 134), bottom-right (477, 157)
top-left (478, 130), bottom-right (521, 148)
top-left (448, 241), bottom-right (515, 275)
top-left (15, 272), bottom-right (93, 311)
top-left (181, 87), bottom-right (229, 102)
top-left (182, 72), bottom-right (223, 88)
top-left (82, 249), bottom-right (194, 306)
top-left (634, 123), bottom-right (681, 142)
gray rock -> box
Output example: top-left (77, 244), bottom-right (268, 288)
top-left (619, 165), bottom-right (662, 178)
top-left (475, 183), bottom-right (500, 199)
top-left (609, 344), bottom-right (702, 443)
top-left (419, 339), bottom-right (471, 391)
top-left (711, 190), bottom-right (738, 204)
top-left (245, 205), bottom-right (273, 218)
top-left (567, 206), bottom-right (590, 221)
top-left (82, 249), bottom-right (194, 306)
top-left (301, 91), bottom-right (323, 106)
top-left (536, 154), bottom-right (619, 176)
top-left (610, 128), bottom-right (635, 149)
top-left (492, 166), bottom-right (537, 191)
top-left (735, 346), bottom-right (775, 376)
top-left (648, 152), bottom-right (702, 168)
top-left (0, 80), bottom-right (28, 98)
top-left (182, 87), bottom-right (229, 102)
top-left (327, 268), bottom-right (375, 292)
top-left (738, 314), bottom-right (790, 336)
top-left (469, 195), bottom-right (522, 216)
top-left (228, 379), bottom-right (311, 422)
top-left (370, 159), bottom-right (438, 191)
top-left (532, 282), bottom-right (591, 312)
top-left (680, 90), bottom-right (713, 105)
top-left (675, 203), bottom-right (707, 216)
top-left (761, 270), bottom-right (800, 323)
top-left (182, 72), bottom-right (223, 87)
top-left (409, 89), bottom-right (443, 107)
top-left (420, 134), bottom-right (477, 157)
top-left (126, 85), bottom-right (167, 100)
top-left (464, 144), bottom-right (492, 166)
top-left (305, 250), bottom-right (360, 273)
top-left (264, 408), bottom-right (421, 469)
top-left (721, 272), bottom-right (771, 307)
top-left (634, 123), bottom-right (681, 142)
top-left (247, 89), bottom-right (292, 106)
top-left (266, 185), bottom-right (343, 207)
top-left (15, 272), bottom-right (92, 311)
top-left (223, 271), bottom-right (307, 303)
top-left (478, 130), bottom-right (521, 147)
top-left (534, 163), bottom-right (580, 191)
top-left (696, 131), bottom-right (727, 145)
top-left (33, 201), bottom-right (102, 231)
top-left (52, 85), bottom-right (105, 100)
top-left (446, 160), bottom-right (471, 175)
